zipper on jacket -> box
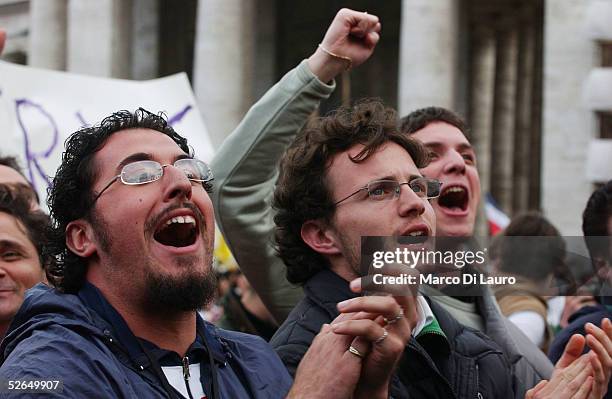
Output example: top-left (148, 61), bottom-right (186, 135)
top-left (475, 364), bottom-right (483, 399)
top-left (182, 356), bottom-right (194, 399)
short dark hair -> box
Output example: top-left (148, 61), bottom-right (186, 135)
top-left (0, 155), bottom-right (24, 174)
top-left (0, 184), bottom-right (49, 266)
top-left (582, 180), bottom-right (612, 262)
top-left (45, 109), bottom-right (192, 293)
top-left (499, 211), bottom-right (566, 283)
top-left (400, 106), bottom-right (469, 139)
top-left (0, 154), bottom-right (40, 204)
top-left (273, 99), bottom-right (429, 284)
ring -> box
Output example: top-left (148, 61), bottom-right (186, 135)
top-left (384, 309), bottom-right (404, 325)
top-left (374, 328), bottom-right (388, 344)
top-left (348, 345), bottom-right (364, 358)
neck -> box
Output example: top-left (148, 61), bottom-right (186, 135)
top-left (88, 272), bottom-right (196, 357)
top-left (119, 305), bottom-right (196, 357)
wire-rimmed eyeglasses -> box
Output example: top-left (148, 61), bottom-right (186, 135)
top-left (334, 177), bottom-right (442, 206)
top-left (92, 158), bottom-right (213, 204)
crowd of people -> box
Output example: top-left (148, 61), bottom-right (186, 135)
top-left (0, 8), bottom-right (611, 399)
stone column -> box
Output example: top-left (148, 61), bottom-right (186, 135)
top-left (67, 0), bottom-right (133, 78)
top-left (490, 25), bottom-right (519, 214)
top-left (131, 0), bottom-right (159, 80)
top-left (193, 0), bottom-right (255, 149)
top-left (252, 0), bottom-right (276, 100)
top-left (542, 0), bottom-right (597, 234)
top-left (29, 0), bottom-right (68, 70)
top-left (512, 9), bottom-right (536, 213)
top-left (397, 0), bottom-right (459, 115)
top-left (468, 26), bottom-right (496, 197)
top-left (469, 25), bottom-right (497, 238)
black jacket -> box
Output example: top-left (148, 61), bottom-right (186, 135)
top-left (270, 269), bottom-right (516, 399)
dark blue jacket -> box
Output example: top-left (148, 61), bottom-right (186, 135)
top-left (0, 283), bottom-right (292, 398)
top-left (549, 303), bottom-right (612, 399)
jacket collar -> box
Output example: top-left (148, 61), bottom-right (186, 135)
top-left (78, 282), bottom-right (227, 366)
top-left (303, 269), bottom-right (358, 317)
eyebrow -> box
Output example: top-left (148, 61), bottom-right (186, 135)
top-left (0, 239), bottom-right (27, 252)
top-left (370, 174), bottom-right (423, 184)
top-left (116, 153), bottom-right (152, 173)
top-left (116, 152), bottom-right (193, 173)
top-left (424, 141), bottom-right (474, 152)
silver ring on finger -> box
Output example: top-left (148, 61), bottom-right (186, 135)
top-left (348, 345), bottom-right (365, 358)
top-left (374, 328), bottom-right (388, 344)
top-left (384, 309), bottom-right (404, 325)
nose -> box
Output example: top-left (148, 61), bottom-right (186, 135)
top-left (397, 184), bottom-right (426, 218)
top-left (161, 164), bottom-right (193, 202)
top-left (442, 150), bottom-right (466, 175)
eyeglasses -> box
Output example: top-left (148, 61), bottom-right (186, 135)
top-left (334, 178), bottom-right (442, 206)
top-left (92, 159), bottom-right (213, 203)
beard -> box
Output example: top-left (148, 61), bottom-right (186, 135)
top-left (337, 233), bottom-right (362, 278)
top-left (142, 259), bottom-right (217, 313)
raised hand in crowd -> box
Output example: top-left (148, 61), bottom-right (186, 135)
top-left (307, 8), bottom-right (380, 83)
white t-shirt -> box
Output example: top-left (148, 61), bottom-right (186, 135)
top-left (507, 311), bottom-right (546, 348)
top-left (162, 363), bottom-right (207, 399)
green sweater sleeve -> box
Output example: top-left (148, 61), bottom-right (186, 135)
top-left (211, 60), bottom-right (335, 323)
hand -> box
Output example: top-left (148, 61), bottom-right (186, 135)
top-left (553, 318), bottom-right (612, 399)
top-left (584, 319), bottom-right (612, 398)
top-left (525, 355), bottom-right (594, 399)
top-left (331, 278), bottom-right (417, 399)
top-left (308, 8), bottom-right (381, 82)
top-left (0, 30), bottom-right (6, 55)
top-left (288, 323), bottom-right (361, 399)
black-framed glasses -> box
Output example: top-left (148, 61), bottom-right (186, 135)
top-left (334, 178), bottom-right (442, 206)
top-left (92, 159), bottom-right (213, 203)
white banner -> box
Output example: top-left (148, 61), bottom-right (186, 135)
top-left (0, 60), bottom-right (214, 207)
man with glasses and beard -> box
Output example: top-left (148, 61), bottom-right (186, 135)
top-left (0, 108), bottom-right (412, 399)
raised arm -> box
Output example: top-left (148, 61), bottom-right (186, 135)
top-left (211, 8), bottom-right (380, 322)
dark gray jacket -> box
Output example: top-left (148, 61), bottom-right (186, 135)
top-left (270, 269), bottom-right (517, 399)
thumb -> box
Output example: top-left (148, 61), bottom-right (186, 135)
top-left (556, 334), bottom-right (586, 369)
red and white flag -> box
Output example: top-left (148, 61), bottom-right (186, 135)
top-left (485, 193), bottom-right (510, 235)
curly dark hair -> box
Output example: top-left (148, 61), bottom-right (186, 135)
top-left (399, 106), bottom-right (469, 139)
top-left (273, 99), bottom-right (429, 284)
top-left (582, 180), bottom-right (612, 262)
top-left (0, 184), bottom-right (49, 266)
top-left (45, 109), bottom-right (192, 293)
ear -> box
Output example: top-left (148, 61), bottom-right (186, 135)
top-left (65, 219), bottom-right (97, 258)
top-left (301, 219), bottom-right (341, 256)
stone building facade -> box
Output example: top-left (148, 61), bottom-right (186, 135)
top-left (1, 0), bottom-right (610, 234)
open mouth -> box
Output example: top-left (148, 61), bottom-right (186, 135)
top-left (153, 215), bottom-right (198, 248)
top-left (438, 185), bottom-right (469, 212)
top-left (397, 228), bottom-right (429, 245)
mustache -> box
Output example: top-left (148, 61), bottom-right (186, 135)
top-left (145, 202), bottom-right (206, 235)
